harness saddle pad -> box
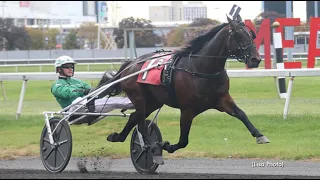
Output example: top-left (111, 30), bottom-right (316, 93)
top-left (137, 53), bottom-right (172, 86)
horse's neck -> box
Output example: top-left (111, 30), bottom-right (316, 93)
top-left (193, 28), bottom-right (230, 73)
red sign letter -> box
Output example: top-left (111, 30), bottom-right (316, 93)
top-left (307, 17), bottom-right (320, 68)
top-left (245, 19), bottom-right (271, 69)
top-left (274, 18), bottom-right (302, 68)
top-left (274, 18), bottom-right (300, 48)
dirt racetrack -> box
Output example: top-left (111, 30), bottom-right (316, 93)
top-left (1, 157), bottom-right (320, 179)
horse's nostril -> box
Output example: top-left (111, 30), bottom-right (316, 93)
top-left (252, 58), bottom-right (261, 63)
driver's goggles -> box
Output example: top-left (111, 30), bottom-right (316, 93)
top-left (61, 64), bottom-right (74, 69)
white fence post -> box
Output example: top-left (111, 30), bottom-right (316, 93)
top-left (283, 77), bottom-right (294, 119)
top-left (0, 81), bottom-right (7, 101)
top-left (16, 77), bottom-right (28, 120)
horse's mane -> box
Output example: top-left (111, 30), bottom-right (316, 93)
top-left (135, 52), bottom-right (156, 62)
top-left (131, 23), bottom-right (229, 63)
top-left (176, 23), bottom-right (229, 55)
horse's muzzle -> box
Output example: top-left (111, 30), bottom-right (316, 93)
top-left (247, 58), bottom-right (261, 68)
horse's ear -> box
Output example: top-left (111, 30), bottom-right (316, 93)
top-left (237, 14), bottom-right (242, 22)
top-left (226, 14), bottom-right (232, 23)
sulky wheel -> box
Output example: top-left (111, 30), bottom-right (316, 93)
top-left (130, 119), bottom-right (163, 174)
top-left (40, 117), bottom-right (72, 173)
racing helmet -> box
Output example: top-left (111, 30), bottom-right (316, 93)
top-left (55, 55), bottom-right (77, 74)
top-left (55, 55), bottom-right (77, 68)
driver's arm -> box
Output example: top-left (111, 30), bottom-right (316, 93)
top-left (51, 83), bottom-right (86, 99)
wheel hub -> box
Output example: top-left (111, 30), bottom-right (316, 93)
top-left (52, 142), bottom-right (58, 149)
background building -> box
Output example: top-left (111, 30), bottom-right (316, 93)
top-left (149, 1), bottom-right (207, 22)
top-left (306, 1), bottom-right (320, 22)
top-left (0, 1), bottom-right (121, 27)
top-left (183, 1), bottom-right (207, 22)
top-left (262, 1), bottom-right (288, 16)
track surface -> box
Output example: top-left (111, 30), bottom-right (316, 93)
top-left (1, 157), bottom-right (320, 179)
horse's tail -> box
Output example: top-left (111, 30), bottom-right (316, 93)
top-left (110, 61), bottom-right (132, 95)
top-left (96, 61), bottom-right (132, 98)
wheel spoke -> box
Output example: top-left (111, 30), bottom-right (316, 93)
top-left (133, 141), bottom-right (141, 146)
top-left (147, 150), bottom-right (154, 158)
top-left (44, 148), bottom-right (54, 160)
top-left (149, 129), bottom-right (154, 136)
top-left (56, 124), bottom-right (63, 141)
top-left (134, 149), bottom-right (145, 163)
top-left (51, 124), bottom-right (57, 142)
top-left (57, 147), bottom-right (66, 161)
top-left (58, 140), bottom-right (68, 146)
top-left (54, 148), bottom-right (57, 168)
top-left (144, 150), bottom-right (147, 169)
top-left (43, 138), bottom-right (50, 144)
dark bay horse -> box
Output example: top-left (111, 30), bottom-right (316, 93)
top-left (97, 15), bottom-right (270, 164)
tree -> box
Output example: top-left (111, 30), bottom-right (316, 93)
top-left (45, 28), bottom-right (60, 49)
top-left (189, 18), bottom-right (221, 27)
top-left (78, 22), bottom-right (98, 49)
top-left (26, 28), bottom-right (44, 50)
top-left (166, 24), bottom-right (188, 47)
top-left (63, 30), bottom-right (79, 49)
top-left (113, 17), bottom-right (161, 48)
top-left (0, 18), bottom-right (31, 50)
top-left (185, 18), bottom-right (221, 42)
top-left (25, 27), bottom-right (59, 50)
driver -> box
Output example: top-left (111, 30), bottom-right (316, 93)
top-left (51, 55), bottom-right (134, 124)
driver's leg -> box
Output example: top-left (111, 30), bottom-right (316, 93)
top-left (94, 97), bottom-right (134, 113)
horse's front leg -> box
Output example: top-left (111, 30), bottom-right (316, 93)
top-left (217, 93), bottom-right (270, 144)
top-left (161, 108), bottom-right (196, 153)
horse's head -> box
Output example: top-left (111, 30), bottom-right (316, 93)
top-left (227, 15), bottom-right (261, 68)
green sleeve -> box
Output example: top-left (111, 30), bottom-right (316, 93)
top-left (82, 81), bottom-right (92, 90)
top-left (51, 83), bottom-right (85, 99)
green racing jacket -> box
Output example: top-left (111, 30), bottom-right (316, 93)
top-left (51, 77), bottom-right (92, 108)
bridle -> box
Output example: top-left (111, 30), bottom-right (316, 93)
top-left (227, 21), bottom-right (257, 64)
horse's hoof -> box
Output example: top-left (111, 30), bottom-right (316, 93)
top-left (157, 141), bottom-right (170, 149)
top-left (256, 136), bottom-right (270, 144)
top-left (107, 132), bottom-right (119, 142)
top-left (153, 156), bottom-right (164, 165)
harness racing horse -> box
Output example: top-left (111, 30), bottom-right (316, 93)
top-left (98, 15), bottom-right (270, 165)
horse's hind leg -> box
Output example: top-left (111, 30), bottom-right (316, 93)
top-left (106, 92), bottom-right (164, 164)
top-left (106, 111), bottom-right (140, 142)
top-left (217, 93), bottom-right (270, 144)
top-left (106, 102), bottom-right (162, 143)
top-left (161, 108), bottom-right (197, 153)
